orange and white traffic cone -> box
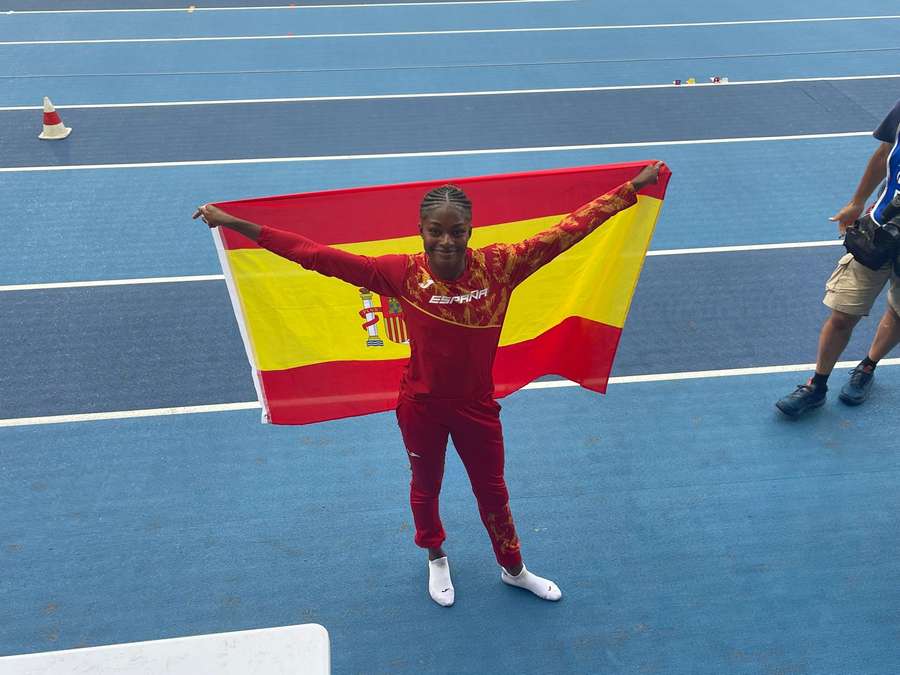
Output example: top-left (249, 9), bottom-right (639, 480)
top-left (38, 97), bottom-right (71, 140)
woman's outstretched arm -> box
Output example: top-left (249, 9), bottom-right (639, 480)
top-left (194, 203), bottom-right (261, 240)
top-left (497, 162), bottom-right (665, 286)
top-left (193, 203), bottom-right (404, 297)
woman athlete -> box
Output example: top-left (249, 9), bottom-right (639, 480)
top-left (194, 161), bottom-right (663, 607)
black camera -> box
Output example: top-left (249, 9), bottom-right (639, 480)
top-left (844, 205), bottom-right (900, 272)
top-left (875, 218), bottom-right (900, 247)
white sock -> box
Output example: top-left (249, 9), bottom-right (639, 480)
top-left (428, 557), bottom-right (455, 607)
top-left (500, 564), bottom-right (562, 601)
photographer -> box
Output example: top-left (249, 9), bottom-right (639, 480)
top-left (776, 99), bottom-right (900, 417)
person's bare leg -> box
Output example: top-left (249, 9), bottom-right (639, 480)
top-left (836, 305), bottom-right (898, 405)
top-left (865, 305), bottom-right (900, 362)
top-left (504, 562), bottom-right (523, 575)
top-left (815, 310), bottom-right (862, 376)
top-left (776, 309), bottom-right (863, 416)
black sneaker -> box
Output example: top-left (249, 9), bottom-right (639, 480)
top-left (839, 365), bottom-right (874, 405)
top-left (775, 381), bottom-right (827, 418)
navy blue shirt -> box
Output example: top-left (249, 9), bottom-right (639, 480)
top-left (871, 100), bottom-right (900, 225)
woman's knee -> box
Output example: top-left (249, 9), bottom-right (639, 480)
top-left (410, 475), bottom-right (442, 501)
top-left (470, 479), bottom-right (509, 508)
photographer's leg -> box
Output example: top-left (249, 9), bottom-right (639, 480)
top-left (775, 254), bottom-right (884, 417)
top-left (776, 310), bottom-right (860, 417)
top-left (777, 255), bottom-right (883, 417)
top-left (866, 304), bottom-right (900, 363)
top-left (838, 282), bottom-right (900, 405)
top-left (815, 310), bottom-right (862, 377)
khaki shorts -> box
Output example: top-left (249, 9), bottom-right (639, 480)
top-left (823, 252), bottom-right (900, 316)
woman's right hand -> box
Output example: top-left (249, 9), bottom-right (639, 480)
top-left (193, 203), bottom-right (236, 229)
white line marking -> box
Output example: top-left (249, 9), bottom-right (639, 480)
top-left (2, 73), bottom-right (898, 111)
top-left (3, 0), bottom-right (574, 15)
top-left (0, 131), bottom-right (874, 174)
top-left (2, 15), bottom-right (899, 46)
top-left (0, 275), bottom-right (224, 292)
top-left (647, 240), bottom-right (842, 256)
top-left (525, 358), bottom-right (900, 388)
top-left (3, 359), bottom-right (897, 427)
top-left (0, 240), bottom-right (844, 293)
top-left (0, 402), bottom-right (263, 428)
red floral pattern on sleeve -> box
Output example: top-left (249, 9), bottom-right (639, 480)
top-left (490, 182), bottom-right (637, 287)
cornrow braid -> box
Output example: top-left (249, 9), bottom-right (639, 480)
top-left (419, 184), bottom-right (472, 221)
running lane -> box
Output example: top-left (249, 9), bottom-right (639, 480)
top-left (0, 246), bottom-right (881, 420)
top-left (0, 78), bottom-right (896, 167)
top-left (0, 136), bottom-right (870, 284)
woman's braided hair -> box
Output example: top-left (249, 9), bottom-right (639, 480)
top-left (419, 184), bottom-right (472, 221)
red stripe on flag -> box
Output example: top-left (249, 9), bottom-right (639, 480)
top-left (493, 316), bottom-right (622, 397)
top-left (260, 359), bottom-right (408, 425)
top-left (258, 316), bottom-right (621, 424)
top-left (218, 162), bottom-right (670, 250)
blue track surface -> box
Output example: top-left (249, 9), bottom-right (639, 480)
top-left (1, 79), bottom-right (896, 167)
top-left (3, 8), bottom-right (899, 40)
top-left (4, 23), bottom-right (899, 77)
top-left (0, 137), bottom-right (875, 284)
top-left (3, 375), bottom-right (899, 672)
top-left (2, 2), bottom-right (899, 673)
top-left (7, 0), bottom-right (896, 13)
top-left (0, 247), bottom-right (879, 420)
top-left (3, 53), bottom-right (899, 108)
top-left (3, 8), bottom-right (899, 105)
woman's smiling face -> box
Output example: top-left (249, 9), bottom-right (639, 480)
top-left (419, 203), bottom-right (472, 279)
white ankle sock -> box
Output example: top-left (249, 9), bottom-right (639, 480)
top-left (500, 564), bottom-right (562, 601)
top-left (428, 557), bottom-right (455, 607)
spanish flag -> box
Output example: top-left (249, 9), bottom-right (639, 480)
top-left (213, 162), bottom-right (670, 425)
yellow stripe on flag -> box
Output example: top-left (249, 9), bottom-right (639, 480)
top-left (502, 197), bottom-right (661, 345)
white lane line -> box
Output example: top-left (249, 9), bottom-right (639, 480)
top-left (0, 402), bottom-right (263, 428)
top-left (0, 275), bottom-right (225, 292)
top-left (530, 358), bottom-right (900, 388)
top-left (2, 15), bottom-right (899, 46)
top-left (0, 131), bottom-right (874, 174)
top-left (4, 0), bottom-right (575, 14)
top-left (0, 240), bottom-right (844, 293)
top-left (2, 73), bottom-right (898, 111)
top-left (647, 240), bottom-right (842, 256)
top-left (4, 358), bottom-right (898, 427)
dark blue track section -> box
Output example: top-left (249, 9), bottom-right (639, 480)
top-left (2, 79), bottom-right (896, 168)
top-left (0, 247), bottom-right (879, 419)
top-left (0, 282), bottom-right (255, 419)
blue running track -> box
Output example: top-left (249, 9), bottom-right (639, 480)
top-left (1, 2), bottom-right (898, 674)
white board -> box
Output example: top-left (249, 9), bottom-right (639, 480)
top-left (0, 623), bottom-right (330, 675)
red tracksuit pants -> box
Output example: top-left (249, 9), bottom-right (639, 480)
top-left (395, 396), bottom-right (522, 570)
